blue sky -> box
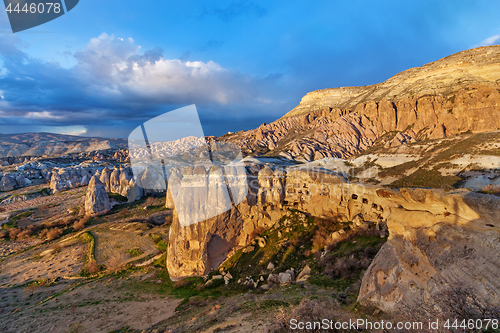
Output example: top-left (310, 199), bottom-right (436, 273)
top-left (0, 0), bottom-right (499, 138)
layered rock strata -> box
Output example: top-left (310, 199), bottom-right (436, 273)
top-left (223, 46), bottom-right (500, 159)
top-left (166, 162), bottom-right (500, 318)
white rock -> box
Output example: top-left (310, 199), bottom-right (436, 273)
top-left (278, 272), bottom-right (292, 285)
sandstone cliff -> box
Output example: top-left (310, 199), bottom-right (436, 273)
top-left (357, 188), bottom-right (500, 318)
top-left (167, 162), bottom-right (362, 279)
top-left (166, 161), bottom-right (500, 317)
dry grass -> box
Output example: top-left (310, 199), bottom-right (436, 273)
top-left (269, 298), bottom-right (359, 333)
top-left (106, 253), bottom-right (127, 273)
top-left (50, 243), bottom-right (64, 253)
top-left (9, 228), bottom-right (21, 239)
top-left (16, 229), bottom-right (32, 239)
top-left (144, 196), bottom-right (156, 207)
top-left (61, 216), bottom-right (77, 226)
top-left (72, 217), bottom-right (89, 231)
top-left (173, 279), bottom-right (194, 289)
top-left (0, 229), bottom-right (8, 239)
top-left (46, 228), bottom-right (63, 241)
top-left (83, 260), bottom-right (100, 274)
top-left (311, 217), bottom-right (342, 252)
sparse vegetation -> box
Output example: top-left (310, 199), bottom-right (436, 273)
top-left (46, 228), bottom-right (63, 241)
top-left (390, 168), bottom-right (461, 189)
top-left (72, 217), bottom-right (89, 231)
top-left (83, 260), bottom-right (100, 275)
top-left (108, 192), bottom-right (128, 203)
top-left (269, 297), bottom-right (359, 333)
top-left (127, 247), bottom-right (144, 257)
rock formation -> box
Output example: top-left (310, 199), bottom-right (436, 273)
top-left (357, 188), bottom-right (500, 318)
top-left (166, 163), bottom-right (350, 280)
top-left (166, 160), bottom-right (500, 317)
top-left (50, 167), bottom-right (94, 192)
top-left (50, 165), bottom-right (143, 202)
top-left (84, 175), bottom-right (111, 216)
top-left (0, 175), bottom-right (17, 192)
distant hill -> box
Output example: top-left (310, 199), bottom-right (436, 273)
top-left (0, 132), bottom-right (128, 158)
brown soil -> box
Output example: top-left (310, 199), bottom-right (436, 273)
top-left (0, 239), bottom-right (85, 286)
top-left (92, 222), bottom-right (162, 269)
top-left (0, 267), bottom-right (180, 333)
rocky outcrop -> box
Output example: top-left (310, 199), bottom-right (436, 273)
top-left (0, 173), bottom-right (33, 192)
top-left (49, 167), bottom-right (94, 192)
top-left (357, 188), bottom-right (500, 318)
top-left (0, 175), bottom-right (18, 192)
top-left (166, 162), bottom-right (351, 280)
top-left (50, 165), bottom-right (143, 202)
top-left (166, 160), bottom-right (500, 317)
top-left (84, 175), bottom-right (111, 216)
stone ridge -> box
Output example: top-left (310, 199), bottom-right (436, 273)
top-left (223, 46), bottom-right (500, 160)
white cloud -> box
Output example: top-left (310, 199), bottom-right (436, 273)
top-left (25, 111), bottom-right (64, 120)
top-left (73, 33), bottom-right (263, 106)
top-left (479, 34), bottom-right (500, 46)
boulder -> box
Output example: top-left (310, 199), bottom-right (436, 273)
top-left (278, 272), bottom-right (293, 285)
top-left (125, 179), bottom-right (143, 203)
top-left (267, 273), bottom-right (279, 285)
top-left (296, 265), bottom-right (311, 282)
top-left (0, 175), bottom-right (17, 191)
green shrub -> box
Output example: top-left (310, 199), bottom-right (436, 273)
top-left (108, 193), bottom-right (128, 202)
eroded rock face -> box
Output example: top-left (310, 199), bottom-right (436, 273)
top-left (50, 167), bottom-right (97, 193)
top-left (84, 176), bottom-right (111, 216)
top-left (166, 162), bottom-right (500, 318)
top-left (224, 111), bottom-right (379, 160)
top-left (166, 164), bottom-right (349, 280)
top-left (357, 188), bottom-right (500, 318)
top-left (222, 46), bottom-right (500, 159)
